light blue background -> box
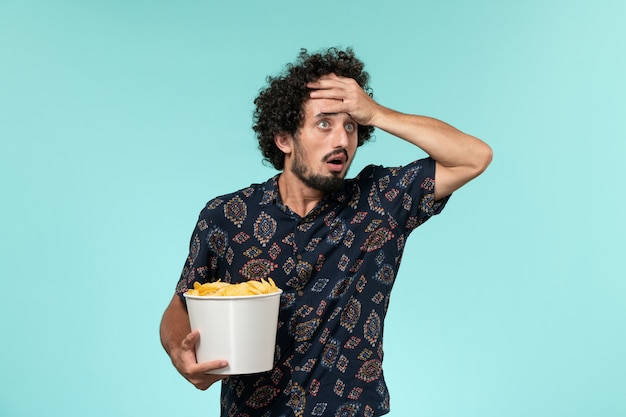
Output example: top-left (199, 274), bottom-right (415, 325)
top-left (1, 0), bottom-right (624, 416)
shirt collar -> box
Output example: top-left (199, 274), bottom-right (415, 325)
top-left (259, 174), bottom-right (281, 207)
top-left (259, 174), bottom-right (351, 207)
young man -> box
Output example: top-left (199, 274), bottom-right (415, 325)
top-left (160, 47), bottom-right (492, 416)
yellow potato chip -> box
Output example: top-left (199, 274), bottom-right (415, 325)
top-left (186, 279), bottom-right (280, 296)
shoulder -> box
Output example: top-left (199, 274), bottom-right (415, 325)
top-left (349, 158), bottom-right (436, 188)
top-left (200, 176), bottom-right (278, 218)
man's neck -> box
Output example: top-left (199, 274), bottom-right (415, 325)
top-left (277, 172), bottom-right (323, 218)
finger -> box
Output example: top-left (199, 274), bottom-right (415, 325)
top-left (314, 95), bottom-right (359, 112)
top-left (196, 359), bottom-right (229, 374)
top-left (308, 82), bottom-right (344, 94)
top-left (317, 101), bottom-right (350, 116)
top-left (181, 329), bottom-right (199, 350)
top-left (309, 73), bottom-right (346, 85)
top-left (309, 74), bottom-right (359, 89)
top-left (177, 330), bottom-right (202, 370)
top-left (309, 88), bottom-right (345, 101)
top-left (188, 361), bottom-right (229, 391)
top-left (307, 75), bottom-right (347, 90)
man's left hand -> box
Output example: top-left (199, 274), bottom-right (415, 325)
top-left (307, 73), bottom-right (384, 127)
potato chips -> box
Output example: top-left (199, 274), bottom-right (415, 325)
top-left (186, 278), bottom-right (280, 296)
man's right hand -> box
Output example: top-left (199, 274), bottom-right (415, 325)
top-left (171, 329), bottom-right (229, 390)
top-left (160, 294), bottom-right (230, 390)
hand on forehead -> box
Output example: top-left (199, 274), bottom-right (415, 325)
top-left (307, 73), bottom-right (378, 127)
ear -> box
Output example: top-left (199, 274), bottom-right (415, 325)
top-left (274, 132), bottom-right (293, 155)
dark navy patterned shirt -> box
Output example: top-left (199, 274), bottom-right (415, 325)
top-left (176, 158), bottom-right (448, 417)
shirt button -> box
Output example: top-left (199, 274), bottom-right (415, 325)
top-left (297, 290), bottom-right (304, 297)
top-left (295, 366), bottom-right (301, 371)
top-left (296, 254), bottom-right (302, 260)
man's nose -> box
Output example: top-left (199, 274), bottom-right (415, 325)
top-left (332, 127), bottom-right (349, 148)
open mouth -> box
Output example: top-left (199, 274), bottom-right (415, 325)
top-left (325, 151), bottom-right (348, 172)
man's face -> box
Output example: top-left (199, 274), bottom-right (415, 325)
top-left (289, 98), bottom-right (359, 193)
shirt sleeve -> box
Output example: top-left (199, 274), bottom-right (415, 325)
top-left (174, 205), bottom-right (215, 300)
top-left (405, 157), bottom-right (449, 228)
top-left (367, 157), bottom-right (450, 233)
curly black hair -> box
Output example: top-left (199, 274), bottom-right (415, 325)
top-left (252, 47), bottom-right (375, 170)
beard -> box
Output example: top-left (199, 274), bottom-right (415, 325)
top-left (291, 143), bottom-right (348, 194)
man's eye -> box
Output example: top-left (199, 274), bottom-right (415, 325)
top-left (345, 123), bottom-right (355, 132)
top-left (318, 120), bottom-right (330, 129)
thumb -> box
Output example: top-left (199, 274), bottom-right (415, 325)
top-left (181, 329), bottom-right (200, 351)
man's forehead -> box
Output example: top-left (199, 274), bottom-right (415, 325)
top-left (303, 99), bottom-right (355, 121)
